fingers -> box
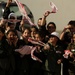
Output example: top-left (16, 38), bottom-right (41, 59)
top-left (44, 44), bottom-right (50, 50)
top-left (44, 10), bottom-right (51, 17)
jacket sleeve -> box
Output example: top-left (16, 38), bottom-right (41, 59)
top-left (3, 7), bottom-right (11, 19)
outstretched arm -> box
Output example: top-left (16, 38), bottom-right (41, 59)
top-left (6, 0), bottom-right (12, 7)
top-left (40, 10), bottom-right (50, 26)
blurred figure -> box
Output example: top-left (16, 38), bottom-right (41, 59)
top-left (37, 11), bottom-right (57, 43)
top-left (30, 31), bottom-right (47, 75)
top-left (43, 32), bottom-right (63, 75)
top-left (67, 33), bottom-right (75, 75)
top-left (19, 27), bottom-right (34, 75)
top-left (6, 29), bottom-right (27, 75)
top-left (60, 20), bottom-right (75, 49)
top-left (0, 27), bottom-right (15, 75)
top-left (2, 0), bottom-right (22, 39)
top-left (60, 20), bottom-right (75, 75)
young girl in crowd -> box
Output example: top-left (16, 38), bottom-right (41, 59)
top-left (0, 27), bottom-right (15, 75)
top-left (6, 29), bottom-right (24, 75)
top-left (30, 31), bottom-right (47, 75)
top-left (18, 27), bottom-right (34, 75)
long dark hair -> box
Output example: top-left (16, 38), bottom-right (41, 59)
top-left (0, 27), bottom-right (6, 40)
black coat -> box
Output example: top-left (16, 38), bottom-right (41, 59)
top-left (44, 43), bottom-right (64, 75)
top-left (0, 39), bottom-right (15, 70)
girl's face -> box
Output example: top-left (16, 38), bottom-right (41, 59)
top-left (31, 28), bottom-right (37, 38)
top-left (35, 34), bottom-right (42, 41)
top-left (7, 31), bottom-right (17, 42)
top-left (48, 36), bottom-right (58, 44)
top-left (22, 29), bottom-right (31, 40)
top-left (0, 31), bottom-right (4, 40)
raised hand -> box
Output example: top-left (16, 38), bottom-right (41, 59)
top-left (43, 10), bottom-right (50, 18)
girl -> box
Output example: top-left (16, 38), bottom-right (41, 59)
top-left (6, 29), bottom-right (24, 75)
top-left (30, 31), bottom-right (47, 75)
top-left (0, 27), bottom-right (15, 75)
top-left (18, 27), bottom-right (34, 75)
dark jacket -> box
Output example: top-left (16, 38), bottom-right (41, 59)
top-left (44, 43), bottom-right (63, 75)
top-left (3, 7), bottom-right (10, 19)
top-left (0, 39), bottom-right (15, 70)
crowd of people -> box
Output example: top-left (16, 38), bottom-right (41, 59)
top-left (0, 0), bottom-right (75, 75)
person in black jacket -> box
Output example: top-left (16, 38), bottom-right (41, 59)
top-left (30, 31), bottom-right (47, 75)
top-left (0, 27), bottom-right (15, 75)
top-left (43, 32), bottom-right (64, 75)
